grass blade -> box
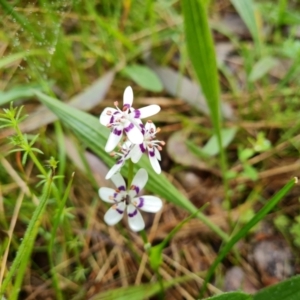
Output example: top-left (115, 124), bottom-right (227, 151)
top-left (182, 0), bottom-right (229, 206)
top-left (199, 177), bottom-right (297, 297)
top-left (0, 173), bottom-right (53, 298)
top-left (231, 0), bottom-right (262, 53)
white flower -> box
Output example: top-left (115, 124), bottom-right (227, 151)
top-left (131, 120), bottom-right (165, 174)
top-left (105, 140), bottom-right (133, 179)
top-left (99, 169), bottom-right (163, 232)
top-left (100, 86), bottom-right (161, 152)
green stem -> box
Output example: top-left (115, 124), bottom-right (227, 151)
top-left (127, 160), bottom-right (134, 187)
top-left (29, 151), bottom-right (47, 177)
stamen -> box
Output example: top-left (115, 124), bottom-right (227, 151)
top-left (114, 101), bottom-right (119, 107)
top-left (160, 141), bottom-right (166, 146)
top-left (147, 120), bottom-right (153, 123)
top-left (110, 152), bottom-right (116, 157)
top-left (106, 110), bottom-right (112, 115)
top-left (109, 195), bottom-right (114, 200)
top-left (156, 127), bottom-right (161, 133)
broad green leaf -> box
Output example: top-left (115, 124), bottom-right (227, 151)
top-left (253, 275), bottom-right (300, 300)
top-left (206, 292), bottom-right (252, 300)
top-left (121, 64), bottom-right (163, 92)
top-left (200, 178), bottom-right (297, 296)
top-left (34, 91), bottom-right (228, 241)
top-left (231, 0), bottom-right (262, 52)
top-left (249, 56), bottom-right (278, 82)
top-left (202, 128), bottom-right (237, 156)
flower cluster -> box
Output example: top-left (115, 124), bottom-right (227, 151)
top-left (98, 86), bottom-right (164, 231)
top-left (99, 86), bottom-right (164, 179)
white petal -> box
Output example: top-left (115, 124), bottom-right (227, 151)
top-left (131, 144), bottom-right (144, 163)
top-left (127, 204), bottom-right (145, 232)
top-left (155, 147), bottom-right (161, 161)
top-left (123, 86), bottom-right (133, 107)
top-left (100, 107), bottom-right (118, 126)
top-left (145, 121), bottom-right (156, 132)
top-left (131, 105), bottom-right (160, 119)
top-left (98, 187), bottom-right (116, 203)
top-left (106, 161), bottom-right (124, 179)
top-left (148, 150), bottom-right (161, 174)
top-left (131, 168), bottom-right (148, 193)
top-left (111, 173), bottom-right (126, 190)
top-left (123, 120), bottom-right (143, 144)
top-left (105, 125), bottom-right (123, 152)
top-left (134, 196), bottom-right (163, 213)
top-left (104, 202), bottom-right (125, 226)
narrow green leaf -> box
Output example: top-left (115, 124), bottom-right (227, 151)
top-left (0, 86), bottom-right (39, 106)
top-left (34, 91), bottom-right (229, 241)
top-left (0, 173), bottom-right (53, 298)
top-left (182, 0), bottom-right (220, 124)
top-left (91, 273), bottom-right (200, 300)
top-left (0, 50), bottom-right (46, 69)
top-left (122, 64), bottom-right (163, 92)
top-left (249, 56), bottom-right (278, 82)
top-left (199, 177), bottom-right (297, 297)
top-left (182, 0), bottom-right (229, 212)
top-left (205, 292), bottom-right (252, 300)
top-left (253, 275), bottom-right (300, 300)
top-left (0, 0), bottom-right (44, 42)
top-left (231, 0), bottom-right (262, 52)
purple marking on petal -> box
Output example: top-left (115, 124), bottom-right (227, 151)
top-left (109, 115), bottom-right (114, 124)
top-left (113, 128), bottom-right (122, 136)
top-left (116, 159), bottom-right (124, 165)
top-left (133, 185), bottom-right (140, 194)
top-left (124, 122), bottom-right (134, 133)
top-left (139, 123), bottom-right (145, 135)
top-left (139, 143), bottom-right (146, 153)
top-left (116, 208), bottom-right (124, 214)
top-left (149, 149), bottom-right (155, 157)
top-left (134, 109), bottom-right (141, 118)
top-left (123, 104), bottom-right (130, 110)
top-left (118, 185), bottom-right (126, 191)
top-left (128, 209), bottom-right (138, 218)
top-left (137, 197), bottom-right (144, 208)
top-left (113, 192), bottom-right (118, 198)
